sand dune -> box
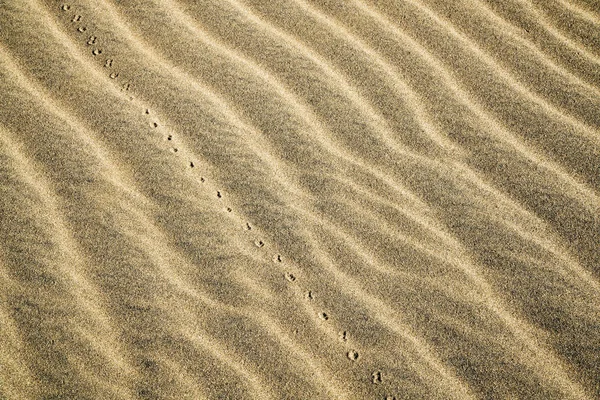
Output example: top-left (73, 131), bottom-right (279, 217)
top-left (1, 0), bottom-right (599, 398)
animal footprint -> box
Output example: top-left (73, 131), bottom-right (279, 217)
top-left (72, 15), bottom-right (81, 22)
top-left (225, 207), bottom-right (232, 213)
top-left (77, 27), bottom-right (87, 32)
top-left (255, 240), bottom-right (264, 248)
top-left (92, 48), bottom-right (102, 56)
top-left (284, 272), bottom-right (296, 282)
top-left (245, 222), bottom-right (252, 231)
top-left (216, 191), bottom-right (222, 199)
top-left (86, 36), bottom-right (97, 45)
top-left (339, 331), bottom-right (348, 341)
top-left (189, 162), bottom-right (194, 168)
top-left (274, 254), bottom-right (282, 263)
top-left (61, 4), bottom-right (70, 11)
top-left (319, 312), bottom-right (329, 321)
top-left (122, 82), bottom-right (131, 91)
top-left (372, 371), bottom-right (382, 384)
top-left (145, 109), bottom-right (150, 114)
top-left (306, 291), bottom-right (314, 300)
top-left (109, 72), bottom-right (119, 79)
top-left (105, 59), bottom-right (114, 68)
top-left (347, 350), bottom-right (359, 361)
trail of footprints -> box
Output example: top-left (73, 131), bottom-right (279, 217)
top-left (63, 4), bottom-right (132, 93)
top-left (60, 3), bottom-right (396, 397)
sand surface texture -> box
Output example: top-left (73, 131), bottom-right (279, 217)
top-left (1, 0), bottom-right (600, 399)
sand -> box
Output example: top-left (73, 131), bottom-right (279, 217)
top-left (1, 0), bottom-right (599, 398)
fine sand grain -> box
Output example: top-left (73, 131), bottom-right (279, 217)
top-left (1, 0), bottom-right (599, 398)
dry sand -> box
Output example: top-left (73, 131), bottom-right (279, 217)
top-left (1, 0), bottom-right (599, 398)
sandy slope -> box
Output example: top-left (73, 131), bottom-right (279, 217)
top-left (0, 0), bottom-right (599, 398)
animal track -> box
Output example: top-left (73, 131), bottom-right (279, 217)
top-left (339, 331), bottom-right (348, 341)
top-left (57, 10), bottom-right (336, 387)
top-left (372, 371), bottom-right (382, 384)
top-left (347, 350), bottom-right (359, 361)
top-left (284, 272), bottom-right (296, 282)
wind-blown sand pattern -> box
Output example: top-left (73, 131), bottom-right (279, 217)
top-left (1, 0), bottom-right (599, 398)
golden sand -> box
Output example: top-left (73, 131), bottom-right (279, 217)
top-left (1, 0), bottom-right (599, 398)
